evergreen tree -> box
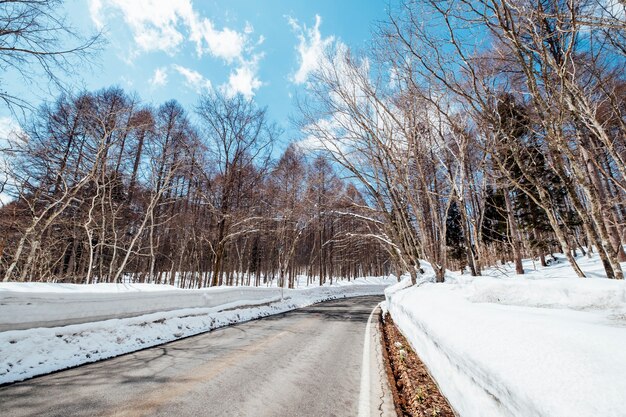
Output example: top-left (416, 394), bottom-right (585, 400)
top-left (445, 200), bottom-right (466, 268)
top-left (481, 186), bottom-right (508, 246)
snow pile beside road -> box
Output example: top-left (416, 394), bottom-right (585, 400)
top-left (0, 277), bottom-right (394, 331)
top-left (0, 279), bottom-right (392, 384)
top-left (0, 286), bottom-right (283, 331)
top-left (385, 257), bottom-right (626, 417)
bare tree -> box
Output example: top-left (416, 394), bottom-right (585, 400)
top-left (196, 92), bottom-right (277, 286)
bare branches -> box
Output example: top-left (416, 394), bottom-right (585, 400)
top-left (0, 0), bottom-right (103, 114)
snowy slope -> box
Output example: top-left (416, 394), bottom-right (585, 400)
top-left (0, 278), bottom-right (393, 384)
top-left (385, 256), bottom-right (626, 417)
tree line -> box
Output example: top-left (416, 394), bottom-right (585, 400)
top-left (0, 88), bottom-right (390, 286)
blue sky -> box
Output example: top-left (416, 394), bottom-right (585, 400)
top-left (1, 0), bottom-right (388, 144)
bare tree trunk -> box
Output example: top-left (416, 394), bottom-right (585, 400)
top-left (504, 188), bottom-right (524, 275)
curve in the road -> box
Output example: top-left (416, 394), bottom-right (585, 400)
top-left (1, 296), bottom-right (395, 417)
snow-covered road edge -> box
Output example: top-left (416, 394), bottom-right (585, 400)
top-left (0, 277), bottom-right (393, 331)
top-left (384, 283), bottom-right (504, 416)
top-left (0, 287), bottom-right (285, 331)
top-left (1, 284), bottom-right (387, 385)
top-left (383, 269), bottom-right (626, 417)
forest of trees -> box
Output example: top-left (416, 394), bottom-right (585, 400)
top-left (0, 88), bottom-right (390, 286)
top-left (1, 0), bottom-right (625, 286)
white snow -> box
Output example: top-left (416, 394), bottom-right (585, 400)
top-left (1, 284), bottom-right (284, 331)
top-left (385, 255), bottom-right (626, 417)
top-left (0, 277), bottom-right (393, 384)
top-left (0, 276), bottom-right (393, 331)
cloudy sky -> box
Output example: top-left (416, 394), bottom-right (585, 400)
top-left (1, 0), bottom-right (387, 142)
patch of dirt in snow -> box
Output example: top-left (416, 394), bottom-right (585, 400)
top-left (381, 314), bottom-right (455, 417)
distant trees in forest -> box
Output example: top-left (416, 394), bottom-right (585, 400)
top-left (0, 88), bottom-right (390, 285)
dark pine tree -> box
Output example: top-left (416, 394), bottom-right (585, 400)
top-left (446, 200), bottom-right (466, 270)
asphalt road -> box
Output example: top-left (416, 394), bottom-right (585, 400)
top-left (1, 296), bottom-right (395, 417)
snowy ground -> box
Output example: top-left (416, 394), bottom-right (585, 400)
top-left (384, 254), bottom-right (626, 417)
top-left (0, 277), bottom-right (393, 384)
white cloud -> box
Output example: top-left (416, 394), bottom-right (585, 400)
top-left (222, 56), bottom-right (263, 99)
top-left (149, 67), bottom-right (168, 87)
top-left (297, 118), bottom-right (342, 153)
top-left (0, 117), bottom-right (25, 205)
top-left (187, 18), bottom-right (246, 63)
top-left (287, 14), bottom-right (335, 85)
top-left (90, 0), bottom-right (186, 54)
top-left (89, 0), bottom-right (104, 29)
top-left (90, 0), bottom-right (251, 61)
top-left (173, 65), bottom-right (212, 93)
top-left (90, 0), bottom-right (265, 97)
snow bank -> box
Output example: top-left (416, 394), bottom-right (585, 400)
top-left (0, 279), bottom-right (392, 384)
top-left (385, 257), bottom-right (626, 417)
top-left (0, 285), bottom-right (283, 331)
top-left (0, 277), bottom-right (393, 331)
